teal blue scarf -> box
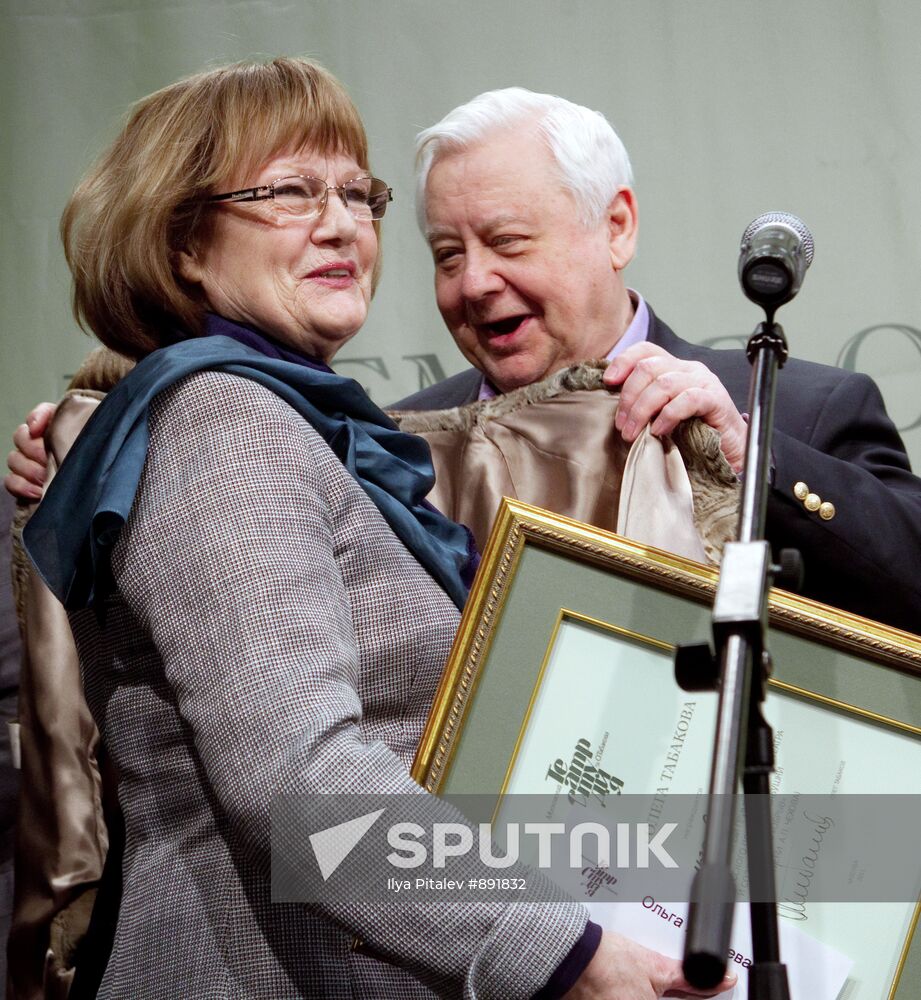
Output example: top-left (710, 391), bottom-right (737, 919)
top-left (24, 333), bottom-right (476, 610)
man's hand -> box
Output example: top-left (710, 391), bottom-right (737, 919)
top-left (604, 344), bottom-right (747, 473)
top-left (564, 931), bottom-right (736, 999)
top-left (4, 402), bottom-right (57, 500)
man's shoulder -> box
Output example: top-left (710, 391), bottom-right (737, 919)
top-left (388, 368), bottom-right (482, 411)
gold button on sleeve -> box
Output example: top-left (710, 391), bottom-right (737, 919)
top-left (819, 501), bottom-right (836, 520)
top-left (793, 481), bottom-right (808, 501)
top-left (804, 493), bottom-right (821, 512)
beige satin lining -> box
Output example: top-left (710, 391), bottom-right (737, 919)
top-left (619, 426), bottom-right (707, 563)
top-left (10, 390), bottom-right (107, 1000)
top-left (392, 366), bottom-right (738, 565)
top-left (420, 389), bottom-right (632, 548)
top-left (46, 392), bottom-right (106, 469)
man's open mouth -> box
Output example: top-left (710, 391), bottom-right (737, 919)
top-left (482, 314), bottom-right (530, 336)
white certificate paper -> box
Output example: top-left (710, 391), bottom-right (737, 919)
top-left (500, 613), bottom-right (921, 999)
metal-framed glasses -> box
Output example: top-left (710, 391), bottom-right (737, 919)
top-left (204, 175), bottom-right (393, 222)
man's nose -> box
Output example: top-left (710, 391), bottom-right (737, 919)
top-left (460, 250), bottom-right (504, 301)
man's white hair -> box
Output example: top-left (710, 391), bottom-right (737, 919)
top-left (415, 86), bottom-right (634, 232)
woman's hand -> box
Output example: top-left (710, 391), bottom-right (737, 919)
top-left (564, 931), bottom-right (736, 999)
top-left (4, 402), bottom-right (57, 500)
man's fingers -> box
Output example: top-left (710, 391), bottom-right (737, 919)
top-left (614, 357), bottom-right (712, 433)
top-left (3, 470), bottom-right (43, 501)
top-left (649, 387), bottom-right (717, 438)
top-left (12, 422), bottom-right (48, 466)
top-left (26, 401), bottom-right (57, 437)
top-left (617, 374), bottom-right (706, 441)
top-left (8, 447), bottom-right (47, 485)
top-left (614, 366), bottom-right (666, 434)
top-left (608, 346), bottom-right (748, 470)
top-left (4, 403), bottom-right (57, 500)
top-left (613, 355), bottom-right (675, 418)
top-left (603, 342), bottom-right (670, 387)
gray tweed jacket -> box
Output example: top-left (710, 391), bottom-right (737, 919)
top-left (69, 372), bottom-right (585, 999)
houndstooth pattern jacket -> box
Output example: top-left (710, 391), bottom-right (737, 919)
top-left (68, 372), bottom-right (585, 999)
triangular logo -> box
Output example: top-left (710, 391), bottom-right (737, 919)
top-left (309, 808), bottom-right (385, 881)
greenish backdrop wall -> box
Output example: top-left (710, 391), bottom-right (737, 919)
top-left (2, 1), bottom-right (920, 463)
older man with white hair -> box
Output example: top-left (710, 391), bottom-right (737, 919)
top-left (395, 87), bottom-right (921, 633)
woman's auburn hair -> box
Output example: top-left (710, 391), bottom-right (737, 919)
top-left (61, 57), bottom-right (372, 358)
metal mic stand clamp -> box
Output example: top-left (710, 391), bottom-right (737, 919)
top-left (675, 318), bottom-right (796, 999)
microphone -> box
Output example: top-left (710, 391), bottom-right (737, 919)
top-left (738, 212), bottom-right (814, 310)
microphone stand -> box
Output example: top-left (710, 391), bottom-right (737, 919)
top-left (676, 314), bottom-right (795, 999)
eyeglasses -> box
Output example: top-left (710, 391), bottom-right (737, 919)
top-left (204, 175), bottom-right (393, 222)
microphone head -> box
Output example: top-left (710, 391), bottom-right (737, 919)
top-left (741, 212), bottom-right (815, 268)
top-left (739, 211), bottom-right (815, 311)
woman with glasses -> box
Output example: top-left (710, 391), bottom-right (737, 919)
top-left (21, 58), bottom-right (731, 1000)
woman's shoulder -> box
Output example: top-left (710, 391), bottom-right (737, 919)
top-left (154, 369), bottom-right (325, 444)
top-left (157, 368), bottom-right (301, 416)
top-left (146, 369), bottom-right (335, 482)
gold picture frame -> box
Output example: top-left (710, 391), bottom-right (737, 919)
top-left (412, 498), bottom-right (921, 1000)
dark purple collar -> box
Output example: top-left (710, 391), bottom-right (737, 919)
top-left (204, 313), bottom-right (334, 373)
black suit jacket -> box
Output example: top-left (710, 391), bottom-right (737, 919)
top-left (392, 309), bottom-right (921, 633)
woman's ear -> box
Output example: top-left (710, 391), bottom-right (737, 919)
top-left (176, 249), bottom-right (204, 285)
top-left (607, 187), bottom-right (639, 271)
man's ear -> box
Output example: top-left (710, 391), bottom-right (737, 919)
top-left (607, 187), bottom-right (639, 271)
top-left (176, 248), bottom-right (204, 285)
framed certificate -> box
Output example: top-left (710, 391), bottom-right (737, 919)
top-left (413, 498), bottom-right (921, 1000)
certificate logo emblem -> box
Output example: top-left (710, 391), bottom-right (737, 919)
top-left (546, 736), bottom-right (624, 805)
